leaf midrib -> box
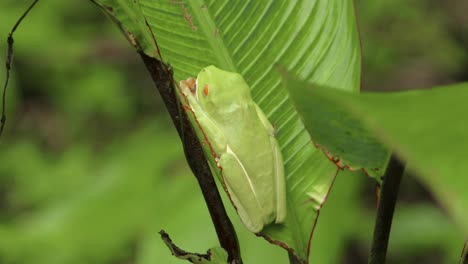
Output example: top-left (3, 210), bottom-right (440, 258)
top-left (188, 0), bottom-right (237, 72)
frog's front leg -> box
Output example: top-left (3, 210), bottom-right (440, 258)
top-left (191, 109), bottom-right (226, 155)
top-left (219, 149), bottom-right (265, 233)
top-left (254, 104), bottom-right (275, 135)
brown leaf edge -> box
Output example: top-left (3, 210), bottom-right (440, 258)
top-left (256, 168), bottom-right (339, 264)
top-left (277, 67), bottom-right (388, 185)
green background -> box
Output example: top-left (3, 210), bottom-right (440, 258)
top-left (0, 0), bottom-right (466, 263)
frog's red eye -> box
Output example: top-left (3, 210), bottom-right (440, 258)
top-left (203, 84), bottom-right (209, 96)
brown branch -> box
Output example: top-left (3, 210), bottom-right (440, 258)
top-left (288, 252), bottom-right (303, 264)
top-left (138, 53), bottom-right (242, 263)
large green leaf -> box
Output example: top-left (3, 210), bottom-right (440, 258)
top-left (285, 78), bottom-right (468, 233)
top-left (92, 0), bottom-right (361, 261)
top-left (285, 76), bottom-right (391, 181)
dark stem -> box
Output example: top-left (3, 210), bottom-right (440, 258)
top-left (368, 155), bottom-right (405, 264)
top-left (288, 252), bottom-right (302, 264)
top-left (138, 52), bottom-right (242, 264)
top-left (461, 239), bottom-right (467, 264)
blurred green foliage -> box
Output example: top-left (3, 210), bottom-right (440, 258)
top-left (0, 0), bottom-right (466, 263)
top-left (357, 0), bottom-right (467, 90)
top-left (286, 76), bottom-right (468, 234)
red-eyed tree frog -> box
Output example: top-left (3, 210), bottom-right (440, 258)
top-left (180, 66), bottom-right (287, 233)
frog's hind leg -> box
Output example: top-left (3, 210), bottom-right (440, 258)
top-left (254, 104), bottom-right (287, 223)
top-left (271, 137), bottom-right (287, 223)
top-left (219, 147), bottom-right (265, 233)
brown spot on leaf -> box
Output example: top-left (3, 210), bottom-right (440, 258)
top-left (125, 30), bottom-right (138, 47)
top-left (170, 0), bottom-right (197, 31)
top-left (103, 5), bottom-right (113, 13)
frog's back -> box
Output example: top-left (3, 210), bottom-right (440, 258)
top-left (219, 102), bottom-right (279, 223)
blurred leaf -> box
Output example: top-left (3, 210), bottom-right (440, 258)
top-left (0, 124), bottom-right (182, 264)
top-left (357, 0), bottom-right (466, 86)
top-left (284, 75), bottom-right (391, 181)
top-left (284, 78), bottom-right (468, 233)
top-left (356, 203), bottom-right (464, 263)
top-left (389, 204), bottom-right (464, 262)
top-left (0, 142), bottom-right (93, 207)
top-left (92, 0), bottom-right (361, 261)
top-left (60, 65), bottom-right (133, 120)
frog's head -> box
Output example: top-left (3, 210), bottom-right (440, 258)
top-left (196, 66), bottom-right (252, 112)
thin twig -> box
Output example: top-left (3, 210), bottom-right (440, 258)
top-left (159, 230), bottom-right (212, 261)
top-left (368, 154), bottom-right (405, 264)
top-left (1, 0), bottom-right (40, 139)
